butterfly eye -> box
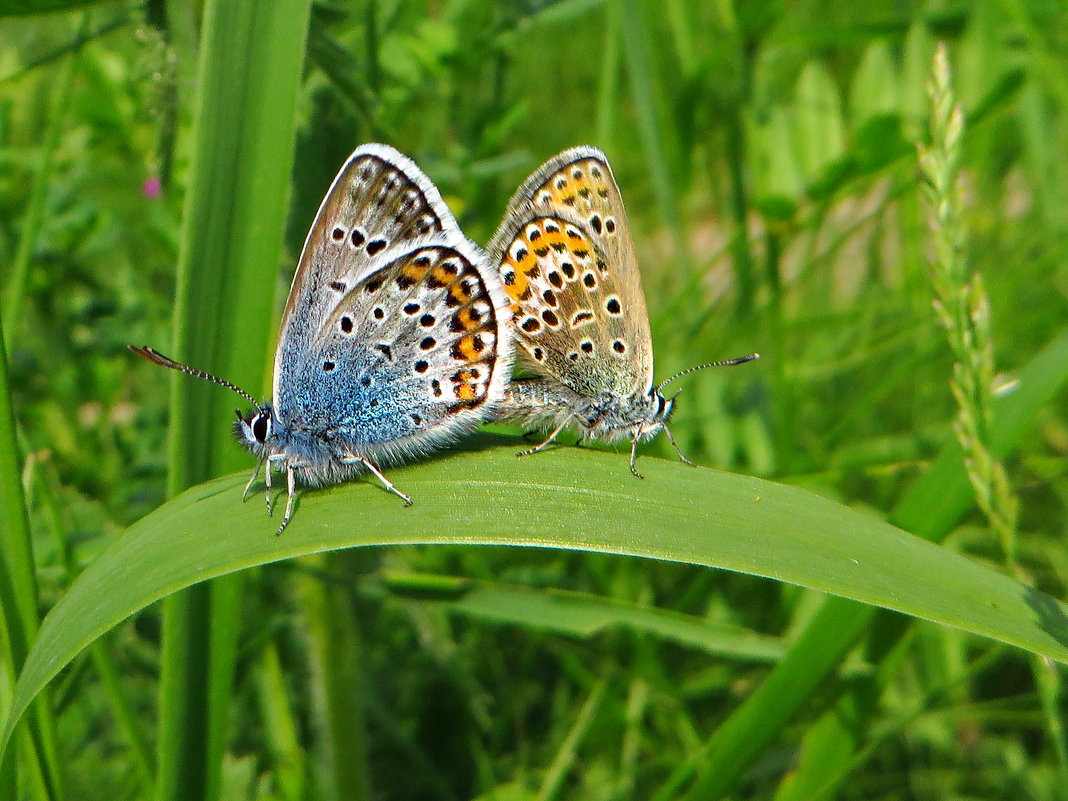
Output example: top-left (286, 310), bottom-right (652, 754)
top-left (252, 413), bottom-right (271, 443)
top-left (659, 394), bottom-right (679, 423)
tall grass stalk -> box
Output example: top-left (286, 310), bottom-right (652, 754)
top-left (537, 679), bottom-right (607, 801)
top-left (295, 554), bottom-right (371, 801)
top-left (917, 43), bottom-right (1019, 565)
top-left (31, 458), bottom-right (154, 795)
top-left (1, 18), bottom-right (78, 339)
top-left (618, 0), bottom-right (689, 274)
top-left (676, 322), bottom-right (1068, 799)
top-left (918, 41), bottom-right (1068, 778)
top-left (0, 318), bottom-right (62, 801)
top-left (154, 1), bottom-right (312, 799)
top-left (253, 642), bottom-right (305, 801)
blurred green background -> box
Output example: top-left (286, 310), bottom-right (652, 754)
top-left (1, 0), bottom-right (1067, 799)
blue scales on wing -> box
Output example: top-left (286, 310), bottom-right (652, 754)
top-left (275, 236), bottom-right (512, 470)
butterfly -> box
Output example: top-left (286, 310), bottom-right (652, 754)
top-left (487, 146), bottom-right (756, 478)
top-left (132, 143), bottom-right (514, 533)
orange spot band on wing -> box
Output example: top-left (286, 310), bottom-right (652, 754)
top-left (455, 334), bottom-right (482, 361)
top-left (503, 252), bottom-right (529, 300)
top-left (449, 282), bottom-right (472, 305)
top-left (456, 306), bottom-right (482, 331)
top-left (431, 265), bottom-right (454, 284)
top-left (452, 368), bottom-right (478, 383)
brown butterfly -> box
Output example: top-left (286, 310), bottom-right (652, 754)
top-left (487, 146), bottom-right (756, 477)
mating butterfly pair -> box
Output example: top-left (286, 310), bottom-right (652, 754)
top-left (132, 144), bottom-right (756, 532)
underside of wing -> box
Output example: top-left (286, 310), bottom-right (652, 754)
top-left (489, 147), bottom-right (654, 399)
top-left (274, 234), bottom-right (513, 464)
top-left (275, 144), bottom-right (459, 399)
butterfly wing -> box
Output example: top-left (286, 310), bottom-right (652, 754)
top-left (488, 147), bottom-right (653, 400)
top-left (274, 233), bottom-right (513, 465)
top-left (274, 144), bottom-right (460, 402)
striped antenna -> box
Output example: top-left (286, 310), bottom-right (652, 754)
top-left (656, 353), bottom-right (760, 392)
top-left (128, 345), bottom-right (261, 408)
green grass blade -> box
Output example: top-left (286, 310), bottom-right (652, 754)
top-left (618, 0), bottom-right (687, 269)
top-left (294, 554), bottom-right (371, 801)
top-left (594, 2), bottom-right (620, 149)
top-left (167, 3), bottom-right (310, 485)
top-left (254, 641), bottom-right (305, 801)
top-left (679, 327), bottom-right (1068, 800)
top-left (5, 416), bottom-right (1068, 772)
top-left (0, 16), bottom-right (75, 340)
top-left (0, 313), bottom-right (32, 753)
top-left (155, 0), bottom-right (312, 799)
top-left (538, 679), bottom-right (606, 801)
top-left (0, 273), bottom-right (62, 801)
top-left (87, 640), bottom-right (153, 794)
top-left (382, 573), bottom-right (786, 662)
top-left (156, 581), bottom-right (241, 801)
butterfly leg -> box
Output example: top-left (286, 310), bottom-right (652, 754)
top-left (245, 450), bottom-right (274, 522)
top-left (517, 419), bottom-right (570, 458)
top-left (629, 434), bottom-right (646, 480)
top-left (662, 423), bottom-right (697, 467)
top-left (342, 455), bottom-right (413, 506)
top-left (243, 451), bottom-right (267, 502)
top-left (263, 453), bottom-right (289, 518)
top-left (276, 464), bottom-right (299, 536)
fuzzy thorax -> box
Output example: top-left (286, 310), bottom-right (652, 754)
top-left (495, 376), bottom-right (673, 444)
top-left (234, 402), bottom-right (476, 488)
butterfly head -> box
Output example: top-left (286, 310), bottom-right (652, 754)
top-left (628, 387), bottom-right (675, 442)
top-left (653, 389), bottom-right (676, 426)
top-left (234, 404), bottom-right (277, 454)
top-left (586, 387), bottom-right (673, 443)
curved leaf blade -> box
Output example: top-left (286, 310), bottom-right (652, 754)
top-left (3, 437), bottom-right (1067, 768)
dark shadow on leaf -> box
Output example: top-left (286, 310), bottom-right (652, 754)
top-left (1024, 585), bottom-right (1068, 651)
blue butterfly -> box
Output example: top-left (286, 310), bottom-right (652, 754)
top-left (133, 144), bottom-right (514, 532)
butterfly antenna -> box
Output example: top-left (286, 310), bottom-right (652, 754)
top-left (128, 345), bottom-right (261, 407)
top-left (656, 353), bottom-right (760, 393)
